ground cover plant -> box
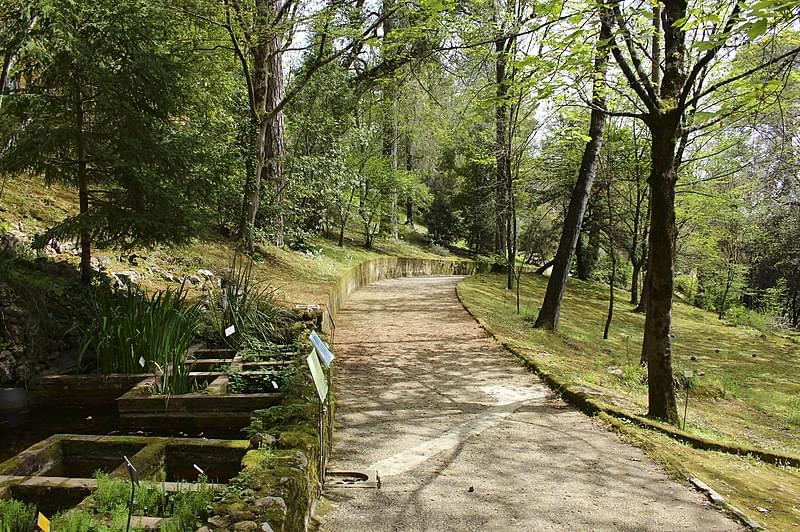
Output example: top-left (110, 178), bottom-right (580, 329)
top-left (48, 471), bottom-right (217, 531)
top-left (0, 499), bottom-right (36, 532)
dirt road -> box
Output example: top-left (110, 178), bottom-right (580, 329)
top-left (319, 276), bottom-right (739, 531)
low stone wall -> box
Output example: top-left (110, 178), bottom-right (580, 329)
top-left (322, 257), bottom-right (488, 333)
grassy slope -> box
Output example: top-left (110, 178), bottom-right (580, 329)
top-left (458, 272), bottom-right (800, 529)
top-left (0, 174), bottom-right (445, 305)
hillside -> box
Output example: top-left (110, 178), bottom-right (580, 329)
top-left (0, 174), bottom-right (447, 385)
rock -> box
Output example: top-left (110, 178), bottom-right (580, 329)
top-left (197, 269), bottom-right (214, 280)
top-left (230, 510), bottom-right (254, 521)
top-left (293, 451), bottom-right (308, 469)
top-left (249, 433), bottom-right (276, 450)
top-left (606, 366), bottom-right (624, 377)
top-left (260, 523), bottom-right (275, 532)
top-left (116, 270), bottom-right (140, 285)
top-left (0, 231), bottom-right (27, 257)
top-left (188, 275), bottom-right (202, 285)
top-left (233, 521), bottom-right (258, 531)
top-left (162, 271), bottom-right (177, 283)
top-left (196, 527), bottom-right (211, 532)
top-left (207, 516), bottom-right (229, 529)
top-left (255, 497), bottom-right (286, 514)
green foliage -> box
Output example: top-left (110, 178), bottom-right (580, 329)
top-left (50, 509), bottom-right (95, 532)
top-left (81, 285), bottom-right (200, 393)
top-left (723, 306), bottom-right (770, 334)
top-left (80, 471), bottom-right (215, 527)
top-left (0, 499), bottom-right (36, 532)
top-left (207, 253), bottom-right (294, 348)
top-left (0, 0), bottom-right (230, 255)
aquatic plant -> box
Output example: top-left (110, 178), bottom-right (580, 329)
top-left (207, 253), bottom-right (293, 348)
top-left (0, 499), bottom-right (36, 532)
top-left (81, 284), bottom-right (199, 394)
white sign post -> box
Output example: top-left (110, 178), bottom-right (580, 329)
top-left (306, 349), bottom-right (329, 481)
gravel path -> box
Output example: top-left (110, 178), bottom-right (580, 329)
top-left (319, 276), bottom-right (740, 531)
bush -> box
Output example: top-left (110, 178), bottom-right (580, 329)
top-left (723, 305), bottom-right (770, 333)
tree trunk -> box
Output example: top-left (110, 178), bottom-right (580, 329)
top-left (265, 0), bottom-right (285, 247)
top-left (494, 38), bottom-right (509, 256)
top-left (604, 250), bottom-right (616, 340)
top-left (631, 260), bottom-right (642, 305)
top-left (404, 135), bottom-right (414, 226)
top-left (535, 258), bottom-right (555, 275)
top-left (642, 122), bottom-right (680, 423)
top-left (239, 15), bottom-right (270, 251)
top-left (74, 81), bottom-right (91, 285)
top-left (534, 17), bottom-right (610, 330)
top-left (635, 260), bottom-right (650, 313)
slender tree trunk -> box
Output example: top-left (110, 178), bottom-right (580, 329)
top-left (265, 0), bottom-right (285, 247)
top-left (604, 251), bottom-right (616, 340)
top-left (631, 259), bottom-right (642, 305)
top-left (718, 267), bottom-right (734, 319)
top-left (405, 135), bottom-right (414, 226)
top-left (494, 38), bottom-right (509, 256)
top-left (75, 82), bottom-right (90, 285)
top-left (390, 96), bottom-right (399, 241)
top-left (534, 16), bottom-right (611, 330)
top-left (239, 20), bottom-right (270, 251)
top-left (635, 257), bottom-right (650, 313)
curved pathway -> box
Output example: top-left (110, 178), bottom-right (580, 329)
top-left (320, 276), bottom-right (739, 531)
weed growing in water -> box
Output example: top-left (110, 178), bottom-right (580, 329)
top-left (81, 284), bottom-right (200, 394)
top-left (0, 499), bottom-right (36, 532)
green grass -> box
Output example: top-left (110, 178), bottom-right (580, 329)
top-left (459, 272), bottom-right (800, 455)
top-left (458, 272), bottom-right (800, 530)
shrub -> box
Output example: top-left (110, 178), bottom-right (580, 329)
top-left (206, 253), bottom-right (294, 348)
top-left (723, 305), bottom-right (770, 333)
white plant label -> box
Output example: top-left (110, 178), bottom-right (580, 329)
top-left (306, 350), bottom-right (328, 401)
top-left (193, 464), bottom-right (205, 475)
top-left (272, 381), bottom-right (279, 389)
top-left (224, 325), bottom-right (236, 337)
top-left (139, 356), bottom-right (146, 368)
top-left (684, 370), bottom-right (694, 378)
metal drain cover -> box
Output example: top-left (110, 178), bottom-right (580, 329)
top-left (325, 470), bottom-right (380, 489)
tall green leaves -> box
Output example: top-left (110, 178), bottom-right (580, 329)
top-left (82, 285), bottom-right (199, 382)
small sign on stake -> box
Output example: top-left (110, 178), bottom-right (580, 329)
top-left (139, 356), bottom-right (146, 369)
top-left (271, 380), bottom-right (279, 390)
top-left (37, 513), bottom-right (50, 532)
top-left (224, 325), bottom-right (236, 337)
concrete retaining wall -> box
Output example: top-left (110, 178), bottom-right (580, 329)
top-left (322, 257), bottom-right (488, 333)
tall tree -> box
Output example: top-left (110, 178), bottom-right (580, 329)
top-left (534, 8), bottom-right (611, 329)
top-left (607, 0), bottom-right (800, 422)
top-left (1, 0), bottom-right (209, 283)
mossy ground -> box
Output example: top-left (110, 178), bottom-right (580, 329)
top-left (458, 272), bottom-right (800, 529)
